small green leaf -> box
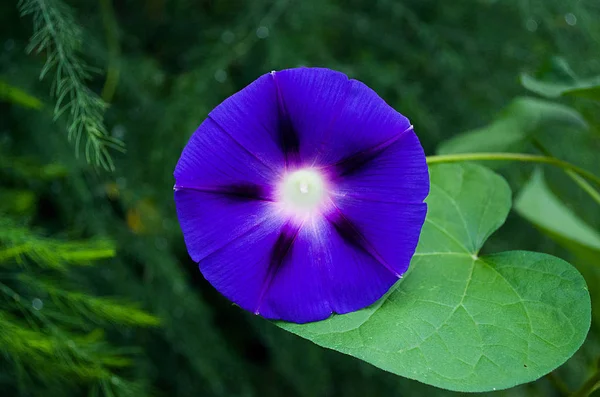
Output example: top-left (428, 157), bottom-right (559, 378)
top-left (521, 73), bottom-right (600, 101)
top-left (0, 80), bottom-right (43, 110)
top-left (437, 97), bottom-right (587, 154)
top-left (278, 164), bottom-right (590, 392)
top-left (0, 189), bottom-right (36, 216)
top-left (515, 169), bottom-right (600, 253)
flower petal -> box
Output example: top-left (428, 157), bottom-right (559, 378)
top-left (198, 213), bottom-right (289, 314)
top-left (174, 68), bottom-right (430, 324)
top-left (275, 68), bottom-right (412, 167)
top-left (323, 130), bottom-right (428, 280)
top-left (331, 196), bottom-right (427, 278)
top-left (174, 118), bottom-right (278, 190)
top-left (256, 220), bottom-right (332, 323)
top-left (208, 73), bottom-right (285, 170)
top-left (316, 78), bottom-right (412, 167)
top-left (272, 68), bottom-right (350, 164)
top-left (258, 218), bottom-right (398, 323)
top-left (332, 130), bottom-right (429, 203)
top-left (174, 189), bottom-right (277, 262)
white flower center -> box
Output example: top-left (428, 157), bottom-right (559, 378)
top-left (281, 169), bottom-right (326, 212)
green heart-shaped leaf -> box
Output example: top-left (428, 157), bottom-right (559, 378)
top-left (278, 163), bottom-right (590, 392)
top-left (515, 169), bottom-right (600, 327)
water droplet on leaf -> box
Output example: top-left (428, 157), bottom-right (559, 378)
top-left (214, 69), bottom-right (227, 83)
top-left (525, 19), bottom-right (538, 32)
top-left (256, 26), bottom-right (269, 39)
top-left (32, 298), bottom-right (43, 310)
top-left (565, 13), bottom-right (577, 26)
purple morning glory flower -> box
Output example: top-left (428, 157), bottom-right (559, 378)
top-left (174, 68), bottom-right (429, 324)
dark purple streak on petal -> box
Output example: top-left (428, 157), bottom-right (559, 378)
top-left (271, 68), bottom-right (350, 165)
top-left (333, 195), bottom-right (427, 278)
top-left (220, 184), bottom-right (272, 201)
top-left (271, 71), bottom-right (300, 167)
top-left (254, 222), bottom-right (302, 314)
top-left (330, 125), bottom-right (414, 178)
top-left (174, 183), bottom-right (274, 202)
top-left (306, 78), bottom-right (412, 167)
top-left (257, 217), bottom-right (398, 323)
top-left (324, 204), bottom-right (401, 278)
top-left (332, 129), bottom-right (430, 203)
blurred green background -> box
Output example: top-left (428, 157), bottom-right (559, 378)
top-left (1, 0), bottom-right (600, 396)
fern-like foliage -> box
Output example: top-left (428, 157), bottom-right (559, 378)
top-left (0, 218), bottom-right (115, 270)
top-left (17, 0), bottom-right (124, 171)
top-left (0, 209), bottom-right (159, 396)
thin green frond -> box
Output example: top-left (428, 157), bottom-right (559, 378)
top-left (24, 277), bottom-right (160, 327)
top-left (0, 313), bottom-right (116, 378)
top-left (17, 0), bottom-right (124, 171)
top-left (0, 148), bottom-right (69, 181)
top-left (0, 315), bottom-right (151, 397)
top-left (0, 217), bottom-right (115, 270)
top-left (0, 190), bottom-right (36, 216)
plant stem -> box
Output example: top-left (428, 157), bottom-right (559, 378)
top-left (426, 153), bottom-right (600, 187)
top-left (99, 0), bottom-right (120, 103)
top-left (547, 371), bottom-right (570, 397)
top-left (564, 170), bottom-right (600, 205)
top-left (571, 368), bottom-right (600, 397)
top-left (531, 139), bottom-right (600, 206)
